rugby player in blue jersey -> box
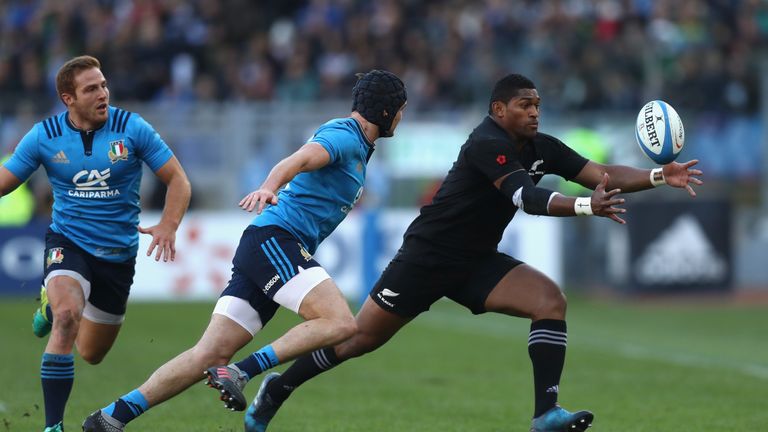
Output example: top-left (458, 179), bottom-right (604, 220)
top-left (0, 55), bottom-right (191, 432)
top-left (81, 70), bottom-right (407, 431)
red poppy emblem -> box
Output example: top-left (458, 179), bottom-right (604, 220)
top-left (496, 154), bottom-right (507, 165)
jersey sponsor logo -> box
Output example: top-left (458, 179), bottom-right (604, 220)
top-left (108, 140), bottom-right (129, 163)
top-left (341, 186), bottom-right (364, 214)
top-left (496, 154), bottom-right (507, 165)
top-left (529, 159), bottom-right (544, 176)
top-left (51, 151), bottom-right (70, 164)
top-left (46, 247), bottom-right (64, 268)
top-left (264, 274), bottom-right (281, 293)
top-left (69, 168), bottom-right (121, 198)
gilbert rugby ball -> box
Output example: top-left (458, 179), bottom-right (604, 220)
top-left (635, 100), bottom-right (684, 165)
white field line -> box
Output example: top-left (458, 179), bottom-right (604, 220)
top-left (417, 306), bottom-right (768, 381)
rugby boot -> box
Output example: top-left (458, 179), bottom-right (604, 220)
top-left (33, 286), bottom-right (52, 337)
top-left (244, 372), bottom-right (282, 432)
top-left (82, 410), bottom-right (125, 432)
top-left (43, 422), bottom-right (63, 432)
top-left (530, 405), bottom-right (594, 432)
top-left (205, 364), bottom-right (249, 411)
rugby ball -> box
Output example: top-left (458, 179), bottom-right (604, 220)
top-left (635, 100), bottom-right (684, 164)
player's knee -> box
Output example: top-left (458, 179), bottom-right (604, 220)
top-left (192, 344), bottom-right (233, 367)
top-left (342, 330), bottom-right (384, 358)
top-left (80, 349), bottom-right (106, 365)
top-left (52, 306), bottom-right (82, 332)
top-left (533, 286), bottom-right (567, 320)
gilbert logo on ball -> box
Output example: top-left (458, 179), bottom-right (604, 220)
top-left (635, 100), bottom-right (684, 165)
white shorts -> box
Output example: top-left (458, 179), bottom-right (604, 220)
top-left (213, 266), bottom-right (331, 335)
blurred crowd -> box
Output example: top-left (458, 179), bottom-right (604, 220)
top-left (0, 0), bottom-right (766, 116)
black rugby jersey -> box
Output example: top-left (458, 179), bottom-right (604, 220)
top-left (398, 116), bottom-right (588, 266)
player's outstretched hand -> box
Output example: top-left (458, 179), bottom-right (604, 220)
top-left (592, 173), bottom-right (626, 224)
top-left (240, 188), bottom-right (278, 214)
top-left (138, 222), bottom-right (177, 262)
top-left (662, 159), bottom-right (703, 197)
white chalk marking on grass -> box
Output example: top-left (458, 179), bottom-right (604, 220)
top-left (0, 401), bottom-right (6, 412)
top-left (418, 306), bottom-right (768, 381)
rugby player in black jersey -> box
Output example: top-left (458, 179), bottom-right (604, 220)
top-left (241, 74), bottom-right (703, 432)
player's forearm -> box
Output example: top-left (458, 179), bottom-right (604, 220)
top-left (160, 175), bottom-right (191, 229)
top-left (260, 156), bottom-right (308, 193)
top-left (600, 165), bottom-right (657, 192)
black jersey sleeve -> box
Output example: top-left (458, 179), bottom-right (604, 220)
top-left (544, 135), bottom-right (590, 180)
top-left (464, 138), bottom-right (525, 182)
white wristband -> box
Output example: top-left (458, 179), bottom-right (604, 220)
top-left (650, 168), bottom-right (666, 187)
top-left (574, 197), bottom-right (593, 216)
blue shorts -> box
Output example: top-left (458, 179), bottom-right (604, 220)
top-left (215, 225), bottom-right (330, 334)
top-left (44, 229), bottom-right (136, 324)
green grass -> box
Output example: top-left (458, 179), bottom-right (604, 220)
top-left (1, 296), bottom-right (766, 431)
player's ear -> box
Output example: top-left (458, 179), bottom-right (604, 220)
top-left (492, 100), bottom-right (506, 118)
top-left (60, 92), bottom-right (74, 107)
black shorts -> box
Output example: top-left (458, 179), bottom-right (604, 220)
top-left (220, 225), bottom-right (325, 327)
top-left (44, 229), bottom-right (135, 317)
top-left (370, 252), bottom-right (523, 318)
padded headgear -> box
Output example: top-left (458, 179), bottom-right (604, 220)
top-left (352, 70), bottom-right (407, 137)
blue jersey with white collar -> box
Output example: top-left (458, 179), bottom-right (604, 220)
top-left (252, 117), bottom-right (374, 254)
top-left (2, 106), bottom-right (173, 261)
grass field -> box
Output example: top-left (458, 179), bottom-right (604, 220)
top-left (1, 296), bottom-right (766, 431)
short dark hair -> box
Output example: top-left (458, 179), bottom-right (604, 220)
top-left (488, 74), bottom-right (536, 114)
top-left (56, 55), bottom-right (101, 104)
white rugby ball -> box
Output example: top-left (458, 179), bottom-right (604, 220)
top-left (635, 100), bottom-right (684, 165)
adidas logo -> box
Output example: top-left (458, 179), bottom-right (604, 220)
top-left (635, 215), bottom-right (727, 284)
top-left (51, 151), bottom-right (70, 164)
top-left (546, 385), bottom-right (559, 394)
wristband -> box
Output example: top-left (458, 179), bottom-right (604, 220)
top-left (574, 197), bottom-right (593, 216)
top-left (650, 168), bottom-right (666, 187)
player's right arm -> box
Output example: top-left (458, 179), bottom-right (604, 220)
top-left (240, 142), bottom-right (331, 214)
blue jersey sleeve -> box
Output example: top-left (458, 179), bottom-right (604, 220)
top-left (130, 114), bottom-right (173, 171)
top-left (309, 123), bottom-right (356, 165)
top-left (3, 126), bottom-right (41, 181)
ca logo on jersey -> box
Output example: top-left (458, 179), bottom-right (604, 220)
top-left (108, 140), bottom-right (129, 163)
top-left (73, 169), bottom-right (111, 190)
top-left (70, 168), bottom-right (120, 198)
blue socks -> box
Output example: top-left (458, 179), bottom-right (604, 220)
top-left (234, 345), bottom-right (280, 379)
top-left (41, 353), bottom-right (74, 428)
top-left (103, 389), bottom-right (149, 424)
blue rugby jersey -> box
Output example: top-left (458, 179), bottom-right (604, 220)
top-left (253, 117), bottom-right (374, 254)
top-left (2, 106), bottom-right (173, 261)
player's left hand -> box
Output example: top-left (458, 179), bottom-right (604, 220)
top-left (138, 223), bottom-right (177, 262)
top-left (662, 159), bottom-right (703, 197)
